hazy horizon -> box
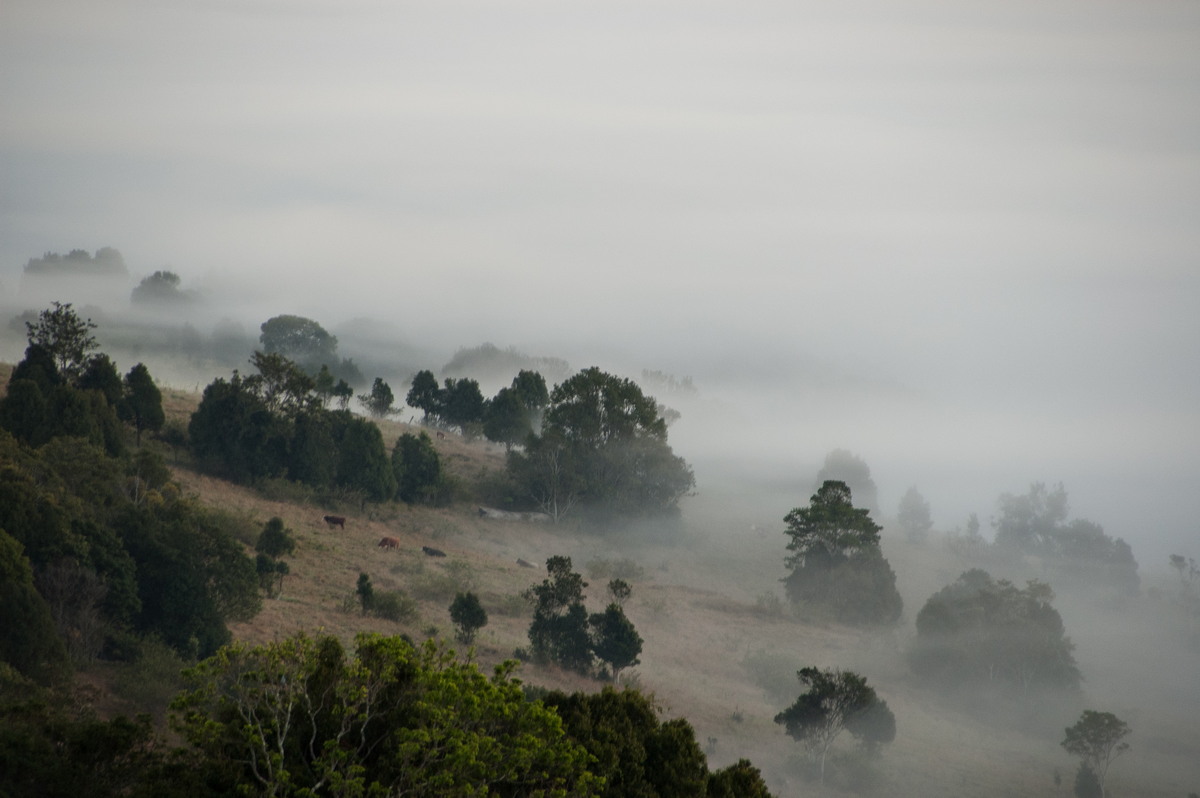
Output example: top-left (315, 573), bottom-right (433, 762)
top-left (2, 0), bottom-right (1198, 567)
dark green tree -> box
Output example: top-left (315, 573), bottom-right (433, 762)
top-left (589, 603), bottom-right (642, 683)
top-left (246, 350), bottom-right (318, 417)
top-left (287, 410), bottom-right (338, 487)
top-left (526, 555), bottom-right (592, 674)
top-left (121, 363), bottom-right (164, 447)
top-left (77, 353), bottom-right (123, 406)
top-left (255, 517), bottom-right (295, 559)
top-left (335, 416), bottom-right (396, 501)
top-left (0, 530), bottom-right (70, 684)
top-left (707, 759), bottom-right (775, 798)
top-left (392, 431), bottom-right (442, 504)
top-left (510, 369), bottom-right (550, 416)
top-left (406, 369), bottom-right (443, 422)
top-left (1062, 710), bottom-right (1131, 798)
top-left (24, 302), bottom-right (99, 382)
top-left (0, 380), bottom-right (50, 447)
top-left (441, 377), bottom-right (486, 430)
top-left (774, 666), bottom-right (895, 784)
top-left (910, 569), bottom-right (1081, 693)
top-left (449, 591), bottom-right (488, 645)
top-left (258, 314), bottom-right (338, 368)
top-left (8, 343), bottom-right (60, 394)
top-left (783, 481), bottom-right (902, 624)
top-left (356, 572), bottom-right (374, 616)
top-left (359, 377), bottom-right (397, 419)
top-left (482, 386), bottom-right (528, 450)
top-left (188, 373), bottom-right (289, 483)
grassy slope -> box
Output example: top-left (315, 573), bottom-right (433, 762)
top-left (12, 376), bottom-right (1198, 797)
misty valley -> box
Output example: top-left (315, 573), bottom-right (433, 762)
top-left (1, 252), bottom-right (1198, 797)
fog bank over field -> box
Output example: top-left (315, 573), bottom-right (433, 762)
top-left (2, 0), bottom-right (1199, 566)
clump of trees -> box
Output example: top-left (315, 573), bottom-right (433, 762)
top-left (909, 569), bottom-right (1080, 695)
top-left (524, 556), bottom-right (644, 681)
top-left (782, 481), bottom-right (902, 624)
top-left (813, 449), bottom-right (880, 517)
top-left (506, 367), bottom-right (694, 523)
top-left (993, 482), bottom-right (1139, 595)
top-left (258, 313), bottom-right (363, 386)
top-left (774, 666), bottom-right (895, 785)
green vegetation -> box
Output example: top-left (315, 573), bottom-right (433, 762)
top-left (782, 480), bottom-right (902, 625)
top-left (910, 569), bottom-right (1081, 694)
top-left (449, 591), bottom-right (488, 645)
top-left (1061, 710), bottom-right (1131, 798)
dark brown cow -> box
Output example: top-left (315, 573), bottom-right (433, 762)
top-left (377, 536), bottom-right (400, 550)
top-left (435, 431), bottom-right (446, 440)
top-left (422, 545), bottom-right (446, 557)
top-left (323, 515), bottom-right (346, 529)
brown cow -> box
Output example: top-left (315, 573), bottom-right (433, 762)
top-left (435, 431), bottom-right (446, 440)
top-left (377, 537), bottom-right (400, 550)
top-left (323, 515), bottom-right (346, 529)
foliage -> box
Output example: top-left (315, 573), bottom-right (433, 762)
top-left (121, 363), bottom-right (164, 446)
top-left (356, 572), bottom-right (374, 615)
top-left (1074, 762), bottom-right (1103, 798)
top-left (170, 632), bottom-right (601, 797)
top-left (392, 431), bottom-right (442, 504)
top-left (507, 367), bottom-right (694, 522)
top-left (449, 591), bottom-right (488, 645)
top-left (406, 369), bottom-right (443, 421)
top-left (783, 481), bottom-right (902, 624)
top-left (335, 415), bottom-right (396, 501)
top-left (24, 301), bottom-right (99, 382)
top-left (911, 569), bottom-right (1081, 694)
top-left (526, 556), bottom-right (594, 674)
top-left (0, 530), bottom-right (70, 684)
top-left (1062, 710), bottom-right (1131, 798)
top-left (359, 376), bottom-right (397, 418)
top-left (255, 517), bottom-right (296, 559)
top-left (607, 578), bottom-right (632, 608)
top-left (774, 666), bottom-right (895, 784)
top-left (706, 759), bottom-right (774, 798)
top-left (131, 270), bottom-right (193, 304)
top-left (483, 386), bottom-right (529, 449)
top-left (813, 449), bottom-right (879, 516)
top-left (589, 603), bottom-right (642, 683)
top-left (370, 589), bottom-right (419, 623)
top-left (993, 483), bottom-right (1139, 594)
top-left (440, 377), bottom-right (486, 430)
top-left (896, 486), bottom-right (933, 542)
top-left (258, 314), bottom-right (338, 369)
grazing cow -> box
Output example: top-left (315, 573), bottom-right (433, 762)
top-left (422, 545), bottom-right (447, 558)
top-left (377, 536), bottom-right (400, 550)
top-left (435, 431), bottom-right (446, 440)
top-left (323, 515), bottom-right (346, 529)
top-left (516, 558), bottom-right (535, 568)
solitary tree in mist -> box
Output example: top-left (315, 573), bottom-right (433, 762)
top-left (131, 270), bottom-right (194, 304)
top-left (24, 302), bottom-right (99, 382)
top-left (258, 314), bottom-right (338, 369)
top-left (1061, 710), bottom-right (1131, 798)
top-left (359, 377), bottom-right (397, 418)
top-left (783, 481), bottom-right (902, 624)
top-left (896, 486), bottom-right (933, 543)
top-left (774, 666), bottom-right (895, 784)
top-left (589, 603), bottom-right (642, 683)
top-left (406, 369), bottom-right (443, 422)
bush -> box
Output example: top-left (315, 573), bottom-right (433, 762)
top-left (371, 590), bottom-right (419, 623)
top-left (586, 557), bottom-right (645, 581)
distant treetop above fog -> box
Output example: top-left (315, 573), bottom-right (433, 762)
top-left (442, 343), bottom-right (570, 388)
top-left (22, 247), bottom-right (128, 278)
top-left (813, 449), bottom-right (880, 517)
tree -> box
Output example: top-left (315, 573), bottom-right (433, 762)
top-left (440, 377), bottom-right (486, 430)
top-left (774, 666), bottom-right (895, 784)
top-left (358, 377), bottom-right (397, 419)
top-left (783, 481), bottom-right (902, 624)
top-left (0, 530), bottom-right (70, 685)
top-left (814, 449), bottom-right (879, 516)
top-left (406, 369), bottom-right (443, 422)
top-left (897, 486), bottom-right (933, 543)
top-left (255, 517), bottom-right (295, 559)
top-left (121, 363), bottom-right (164, 447)
top-left (707, 759), bottom-right (775, 798)
top-left (356, 572), bottom-right (374, 616)
top-left (392, 431), bottom-right (442, 504)
top-left (526, 556), bottom-right (593, 674)
top-left (247, 351), bottom-right (318, 417)
top-left (131, 270), bottom-right (193, 304)
top-left (77, 353), bottom-right (123, 406)
top-left (482, 386), bottom-right (529, 450)
top-left (589, 603), bottom-right (642, 683)
top-left (607, 578), bottom-right (632, 608)
top-left (449, 591), bottom-right (488, 646)
top-left (258, 314), bottom-right (338, 368)
top-left (911, 569), bottom-right (1081, 693)
top-left (24, 302), bottom-right (99, 382)
top-left (170, 633), bottom-right (600, 797)
top-left (1061, 710), bottom-right (1131, 798)
top-left (508, 367), bottom-right (694, 522)
top-left (334, 416), bottom-right (396, 501)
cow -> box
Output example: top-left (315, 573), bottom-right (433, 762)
top-left (377, 536), bottom-right (400, 550)
top-left (516, 558), bottom-right (535, 568)
top-left (323, 515), bottom-right (346, 529)
top-left (422, 545), bottom-right (447, 558)
top-left (435, 431), bottom-right (446, 440)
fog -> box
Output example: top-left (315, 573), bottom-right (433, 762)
top-left (3, 0), bottom-right (1199, 569)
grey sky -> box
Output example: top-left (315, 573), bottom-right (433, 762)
top-left (2, 0), bottom-right (1198, 560)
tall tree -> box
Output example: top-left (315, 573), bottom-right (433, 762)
top-left (774, 666), bottom-right (895, 784)
top-left (392, 431), bottom-right (442, 504)
top-left (896, 486), bottom-right (933, 543)
top-left (121, 363), bottom-right (164, 447)
top-left (359, 377), bottom-right (397, 419)
top-left (24, 302), bottom-right (99, 382)
top-left (406, 369), bottom-right (443, 422)
top-left (589, 603), bottom-right (642, 683)
top-left (1061, 710), bottom-right (1131, 798)
top-left (449, 591), bottom-right (488, 646)
top-left (526, 556), bottom-right (593, 674)
top-left (482, 386), bottom-right (529, 450)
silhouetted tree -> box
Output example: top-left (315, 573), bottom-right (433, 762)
top-left (526, 556), bottom-right (592, 674)
top-left (392, 431), bottom-right (442, 504)
top-left (406, 369), bottom-right (443, 422)
top-left (24, 302), bottom-right (98, 382)
top-left (589, 603), bottom-right (642, 683)
top-left (1062, 710), bottom-right (1131, 798)
top-left (258, 314), bottom-right (338, 369)
top-left (121, 363), bottom-right (164, 447)
top-left (814, 449), bottom-right (879, 516)
top-left (897, 486), bottom-right (933, 543)
top-left (359, 377), bottom-right (397, 418)
top-left (449, 591), bottom-right (488, 645)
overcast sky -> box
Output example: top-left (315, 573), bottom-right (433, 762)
top-left (2, 0), bottom-right (1198, 561)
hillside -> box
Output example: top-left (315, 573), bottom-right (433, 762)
top-left (148, 388), bottom-right (1198, 798)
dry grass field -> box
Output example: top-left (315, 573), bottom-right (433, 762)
top-left (12, 377), bottom-right (1199, 796)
